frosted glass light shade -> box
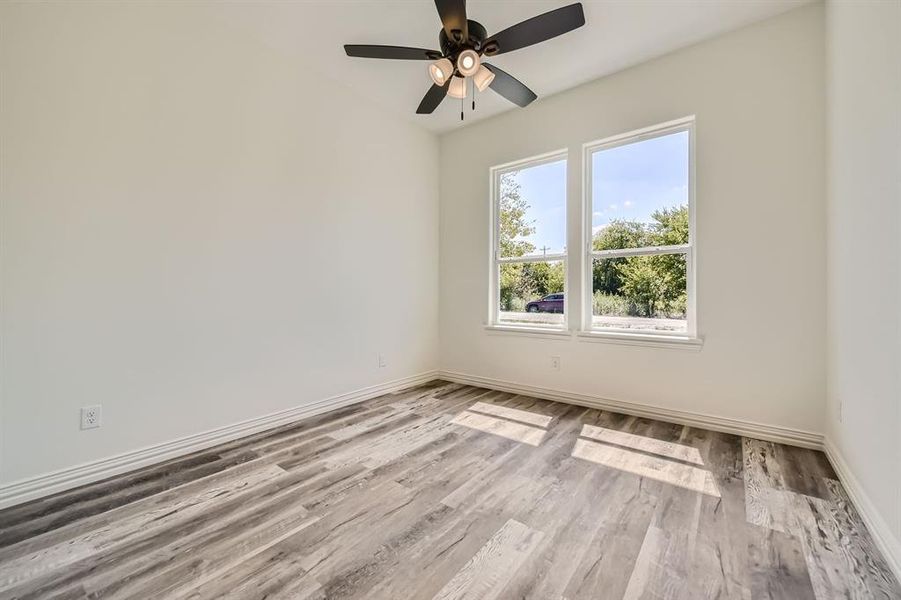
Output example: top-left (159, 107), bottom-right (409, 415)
top-left (428, 58), bottom-right (454, 86)
top-left (448, 76), bottom-right (467, 99)
top-left (473, 65), bottom-right (495, 92)
top-left (456, 49), bottom-right (480, 77)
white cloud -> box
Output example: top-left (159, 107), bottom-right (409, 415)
top-left (608, 204), bottom-right (617, 210)
top-left (624, 200), bottom-right (633, 208)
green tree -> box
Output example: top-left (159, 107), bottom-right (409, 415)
top-left (616, 254), bottom-right (685, 317)
top-left (591, 220), bottom-right (648, 295)
top-left (617, 257), bottom-right (668, 317)
top-left (647, 206), bottom-right (688, 310)
top-left (498, 172), bottom-right (535, 310)
top-left (499, 263), bottom-right (523, 311)
top-left (498, 172), bottom-right (535, 258)
top-left (649, 205), bottom-right (688, 246)
top-left (591, 205), bottom-right (689, 318)
top-left (520, 261), bottom-right (565, 299)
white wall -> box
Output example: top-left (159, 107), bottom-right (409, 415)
top-left (439, 5), bottom-right (826, 433)
top-left (0, 2), bottom-right (439, 485)
top-left (826, 0), bottom-right (901, 561)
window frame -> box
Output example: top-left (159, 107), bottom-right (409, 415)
top-left (581, 117), bottom-right (697, 339)
top-left (488, 148), bottom-right (569, 332)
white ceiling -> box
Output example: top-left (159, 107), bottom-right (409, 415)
top-left (237, 0), bottom-right (812, 134)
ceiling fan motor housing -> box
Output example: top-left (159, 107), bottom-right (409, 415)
top-left (439, 20), bottom-right (488, 60)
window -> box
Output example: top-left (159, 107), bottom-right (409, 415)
top-left (486, 118), bottom-right (697, 345)
top-left (490, 151), bottom-right (567, 329)
top-left (584, 119), bottom-right (695, 337)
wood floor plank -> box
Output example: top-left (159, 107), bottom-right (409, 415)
top-left (0, 380), bottom-right (897, 600)
top-left (790, 493), bottom-right (874, 600)
top-left (366, 510), bottom-right (511, 600)
top-left (775, 444), bottom-right (835, 500)
top-left (431, 518), bottom-right (544, 600)
top-left (0, 450), bottom-right (260, 549)
top-left (743, 438), bottom-right (795, 533)
top-left (747, 526), bottom-right (815, 600)
top-left (0, 464), bottom-right (287, 592)
top-left (6, 470), bottom-right (315, 598)
top-left (682, 429), bottom-right (753, 600)
top-left (514, 467), bottom-right (655, 600)
top-left (823, 478), bottom-right (901, 598)
top-left (167, 514), bottom-right (322, 600)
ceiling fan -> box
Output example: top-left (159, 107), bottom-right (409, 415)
top-left (344, 1), bottom-right (585, 119)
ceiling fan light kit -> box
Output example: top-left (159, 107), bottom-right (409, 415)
top-left (447, 76), bottom-right (467, 99)
top-left (344, 0), bottom-right (585, 120)
top-left (455, 49), bottom-right (480, 77)
top-left (429, 58), bottom-right (454, 85)
top-left (473, 65), bottom-right (495, 92)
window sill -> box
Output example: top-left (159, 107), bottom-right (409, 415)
top-left (484, 324), bottom-right (572, 339)
top-left (577, 330), bottom-right (703, 350)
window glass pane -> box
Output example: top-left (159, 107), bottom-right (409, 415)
top-left (591, 131), bottom-right (689, 252)
top-left (498, 159), bottom-right (566, 259)
top-left (591, 254), bottom-right (686, 333)
top-left (499, 261), bottom-right (564, 326)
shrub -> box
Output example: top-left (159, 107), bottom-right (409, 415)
top-left (592, 292), bottom-right (631, 316)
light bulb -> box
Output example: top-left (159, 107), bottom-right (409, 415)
top-left (428, 58), bottom-right (453, 86)
top-left (456, 49), bottom-right (480, 77)
top-left (473, 65), bottom-right (495, 92)
top-left (448, 76), bottom-right (466, 99)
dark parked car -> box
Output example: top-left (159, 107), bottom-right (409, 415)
top-left (525, 293), bottom-right (564, 313)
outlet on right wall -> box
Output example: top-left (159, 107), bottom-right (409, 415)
top-left (826, 0), bottom-right (901, 572)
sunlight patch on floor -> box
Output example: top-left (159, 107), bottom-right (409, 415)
top-left (451, 404), bottom-right (551, 446)
top-left (572, 437), bottom-right (720, 497)
top-left (467, 402), bottom-right (554, 429)
top-left (580, 425), bottom-right (704, 466)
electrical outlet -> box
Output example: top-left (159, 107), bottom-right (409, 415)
top-left (378, 353), bottom-right (387, 368)
top-left (81, 405), bottom-right (102, 430)
top-left (551, 356), bottom-right (561, 371)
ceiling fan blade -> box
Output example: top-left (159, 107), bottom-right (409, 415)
top-left (417, 81), bottom-right (451, 114)
top-left (344, 45), bottom-right (441, 60)
top-left (483, 64), bottom-right (537, 108)
top-left (483, 3), bottom-right (585, 56)
top-left (434, 0), bottom-right (468, 43)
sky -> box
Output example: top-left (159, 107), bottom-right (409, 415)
top-left (505, 130), bottom-right (689, 255)
top-left (512, 159), bottom-right (567, 255)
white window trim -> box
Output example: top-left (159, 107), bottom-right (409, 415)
top-left (581, 116), bottom-right (699, 342)
top-left (488, 148), bottom-right (569, 333)
top-left (576, 329), bottom-right (702, 350)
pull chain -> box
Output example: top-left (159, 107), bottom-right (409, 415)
top-left (460, 87), bottom-right (464, 121)
top-left (472, 77), bottom-right (475, 111)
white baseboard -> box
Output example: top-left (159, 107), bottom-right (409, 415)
top-left (438, 370), bottom-right (824, 449)
top-left (823, 438), bottom-right (901, 582)
top-left (0, 370), bottom-right (439, 510)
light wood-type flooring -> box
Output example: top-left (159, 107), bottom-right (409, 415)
top-left (0, 381), bottom-right (898, 599)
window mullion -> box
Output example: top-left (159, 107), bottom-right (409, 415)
top-left (590, 244), bottom-right (689, 260)
top-left (497, 253), bottom-right (567, 265)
